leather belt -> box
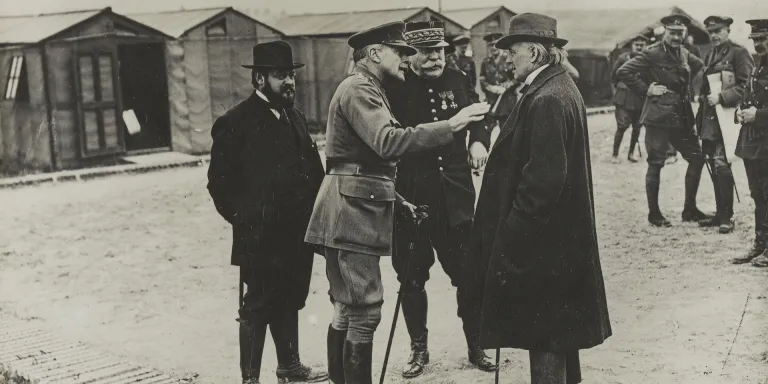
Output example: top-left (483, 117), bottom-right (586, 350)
top-left (326, 162), bottom-right (397, 181)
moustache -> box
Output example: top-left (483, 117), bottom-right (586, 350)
top-left (421, 61), bottom-right (445, 69)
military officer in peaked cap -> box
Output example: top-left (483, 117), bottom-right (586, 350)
top-left (731, 19), bottom-right (768, 267)
top-left (448, 33), bottom-right (478, 88)
top-left (383, 20), bottom-right (496, 378)
top-left (304, 21), bottom-right (490, 383)
top-left (617, 14), bottom-right (711, 228)
top-left (207, 41), bottom-right (327, 384)
top-left (696, 15), bottom-right (755, 234)
top-left (479, 32), bottom-right (512, 107)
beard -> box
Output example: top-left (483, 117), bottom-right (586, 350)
top-left (263, 83), bottom-right (295, 108)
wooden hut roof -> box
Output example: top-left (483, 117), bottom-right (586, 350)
top-left (0, 7), bottom-right (172, 46)
top-left (548, 6), bottom-right (708, 54)
top-left (274, 7), bottom-right (465, 37)
top-left (442, 6), bottom-right (515, 29)
top-left (129, 7), bottom-right (283, 38)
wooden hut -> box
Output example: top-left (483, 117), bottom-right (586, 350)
top-left (274, 7), bottom-right (466, 131)
top-left (442, 6), bottom-right (516, 91)
top-left (0, 7), bottom-right (171, 172)
top-left (129, 7), bottom-right (284, 154)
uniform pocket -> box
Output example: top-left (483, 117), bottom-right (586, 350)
top-left (334, 177), bottom-right (395, 251)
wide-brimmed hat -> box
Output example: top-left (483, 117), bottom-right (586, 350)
top-left (495, 13), bottom-right (568, 49)
top-left (404, 21), bottom-right (450, 49)
top-left (348, 21), bottom-right (417, 56)
top-left (747, 19), bottom-right (768, 39)
top-left (242, 41), bottom-right (304, 69)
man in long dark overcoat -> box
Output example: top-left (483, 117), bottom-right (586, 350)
top-left (303, 22), bottom-right (490, 384)
top-left (207, 41), bottom-right (327, 384)
top-left (471, 13), bottom-right (612, 383)
top-left (383, 21), bottom-right (495, 378)
top-left (696, 15), bottom-right (755, 234)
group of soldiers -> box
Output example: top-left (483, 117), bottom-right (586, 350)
top-left (610, 13), bottom-right (768, 269)
top-left (208, 12), bottom-right (612, 384)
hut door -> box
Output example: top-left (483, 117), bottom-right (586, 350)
top-left (73, 49), bottom-right (125, 158)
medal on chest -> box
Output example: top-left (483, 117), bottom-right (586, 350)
top-left (438, 91), bottom-right (449, 110)
top-left (447, 91), bottom-right (457, 109)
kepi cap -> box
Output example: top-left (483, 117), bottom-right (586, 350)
top-left (404, 21), bottom-right (450, 49)
top-left (747, 19), bottom-right (768, 39)
top-left (348, 21), bottom-right (417, 56)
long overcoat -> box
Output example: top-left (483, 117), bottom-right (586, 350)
top-left (470, 65), bottom-right (612, 352)
top-left (207, 93), bottom-right (325, 270)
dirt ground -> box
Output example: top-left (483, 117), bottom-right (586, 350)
top-left (1, 113), bottom-right (767, 384)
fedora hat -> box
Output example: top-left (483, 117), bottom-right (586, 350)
top-left (242, 41), bottom-right (304, 69)
top-left (495, 13), bottom-right (568, 49)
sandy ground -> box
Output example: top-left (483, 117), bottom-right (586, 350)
top-left (1, 113), bottom-right (768, 384)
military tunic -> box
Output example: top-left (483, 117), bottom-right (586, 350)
top-left (479, 55), bottom-right (511, 105)
top-left (456, 55), bottom-right (477, 88)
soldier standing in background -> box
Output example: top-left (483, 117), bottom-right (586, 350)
top-left (611, 35), bottom-right (649, 163)
top-left (448, 33), bottom-right (477, 88)
top-left (303, 21), bottom-right (490, 383)
top-left (479, 32), bottom-right (511, 107)
top-left (696, 16), bottom-right (755, 234)
top-left (617, 14), bottom-right (711, 228)
top-left (731, 19), bottom-right (768, 267)
top-left (383, 21), bottom-right (496, 379)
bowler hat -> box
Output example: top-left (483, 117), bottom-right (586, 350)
top-left (241, 41), bottom-right (304, 69)
top-left (660, 14), bottom-right (691, 31)
top-left (747, 19), bottom-right (768, 39)
top-left (404, 21), bottom-right (450, 48)
top-left (704, 15), bottom-right (733, 31)
top-left (348, 21), bottom-right (417, 56)
top-left (495, 13), bottom-right (568, 49)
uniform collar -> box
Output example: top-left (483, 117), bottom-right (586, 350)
top-left (353, 64), bottom-right (383, 89)
top-left (525, 64), bottom-right (550, 86)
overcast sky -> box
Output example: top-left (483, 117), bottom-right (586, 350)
top-left (1, 0), bottom-right (762, 16)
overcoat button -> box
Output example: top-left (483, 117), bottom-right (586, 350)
top-left (370, 194), bottom-right (375, 199)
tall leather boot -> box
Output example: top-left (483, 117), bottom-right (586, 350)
top-left (682, 161), bottom-right (713, 222)
top-left (272, 312), bottom-right (328, 383)
top-left (400, 289), bottom-right (429, 378)
top-left (612, 127), bottom-right (626, 158)
top-left (628, 124), bottom-right (641, 162)
top-left (646, 165), bottom-right (671, 227)
top-left (240, 319), bottom-right (268, 384)
top-left (717, 172), bottom-right (735, 234)
top-left (343, 340), bottom-right (373, 384)
top-left (327, 325), bottom-right (347, 384)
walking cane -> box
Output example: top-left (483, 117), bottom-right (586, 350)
top-left (494, 348), bottom-right (501, 384)
top-left (379, 205), bottom-right (429, 384)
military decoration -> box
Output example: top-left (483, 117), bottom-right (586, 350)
top-left (438, 91), bottom-right (449, 110)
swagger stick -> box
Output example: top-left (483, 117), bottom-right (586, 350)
top-left (495, 348), bottom-right (501, 384)
top-left (379, 206), bottom-right (428, 384)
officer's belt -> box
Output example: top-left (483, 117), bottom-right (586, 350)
top-left (326, 161), bottom-right (397, 181)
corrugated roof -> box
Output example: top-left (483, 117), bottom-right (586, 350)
top-left (549, 6), bottom-right (708, 53)
top-left (128, 7), bottom-right (230, 38)
top-left (443, 6), bottom-right (512, 29)
top-left (274, 8), bottom-right (427, 36)
top-left (0, 8), bottom-right (102, 44)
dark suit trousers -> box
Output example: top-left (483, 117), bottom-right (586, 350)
top-left (530, 350), bottom-right (582, 384)
top-left (744, 159), bottom-right (768, 241)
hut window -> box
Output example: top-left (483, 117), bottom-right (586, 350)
top-left (4, 55), bottom-right (28, 101)
top-left (206, 20), bottom-right (227, 37)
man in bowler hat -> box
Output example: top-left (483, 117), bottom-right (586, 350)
top-left (611, 34), bottom-right (649, 163)
top-left (471, 13), bottom-right (612, 383)
top-left (617, 14), bottom-right (710, 227)
top-left (207, 41), bottom-right (328, 384)
top-left (304, 21), bottom-right (489, 383)
top-left (731, 19), bottom-right (768, 267)
top-left (696, 15), bottom-right (755, 234)
top-left (383, 20), bottom-right (496, 378)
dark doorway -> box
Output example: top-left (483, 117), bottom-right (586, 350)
top-left (118, 43), bottom-right (171, 152)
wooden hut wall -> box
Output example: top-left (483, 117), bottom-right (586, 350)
top-left (0, 47), bottom-right (52, 171)
top-left (287, 38), bottom-right (320, 128)
top-left (169, 11), bottom-right (284, 154)
top-left (44, 41), bottom-right (79, 168)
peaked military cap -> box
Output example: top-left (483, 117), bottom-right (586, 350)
top-left (660, 14), bottom-right (691, 31)
top-left (483, 32), bottom-right (504, 43)
top-left (747, 19), bottom-right (768, 39)
top-left (451, 33), bottom-right (471, 45)
top-left (704, 15), bottom-right (733, 31)
top-left (404, 21), bottom-right (450, 48)
top-left (348, 21), bottom-right (417, 55)
top-left (630, 34), bottom-right (650, 43)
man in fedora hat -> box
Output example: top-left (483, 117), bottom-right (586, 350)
top-left (207, 40), bottom-right (328, 384)
top-left (611, 34), bottom-right (650, 164)
top-left (382, 20), bottom-right (496, 379)
top-left (304, 21), bottom-right (489, 383)
top-left (695, 15), bottom-right (754, 234)
top-left (479, 32), bottom-right (512, 107)
top-left (471, 12), bottom-right (612, 384)
top-left (617, 14), bottom-right (710, 228)
top-left (731, 18), bottom-right (768, 267)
